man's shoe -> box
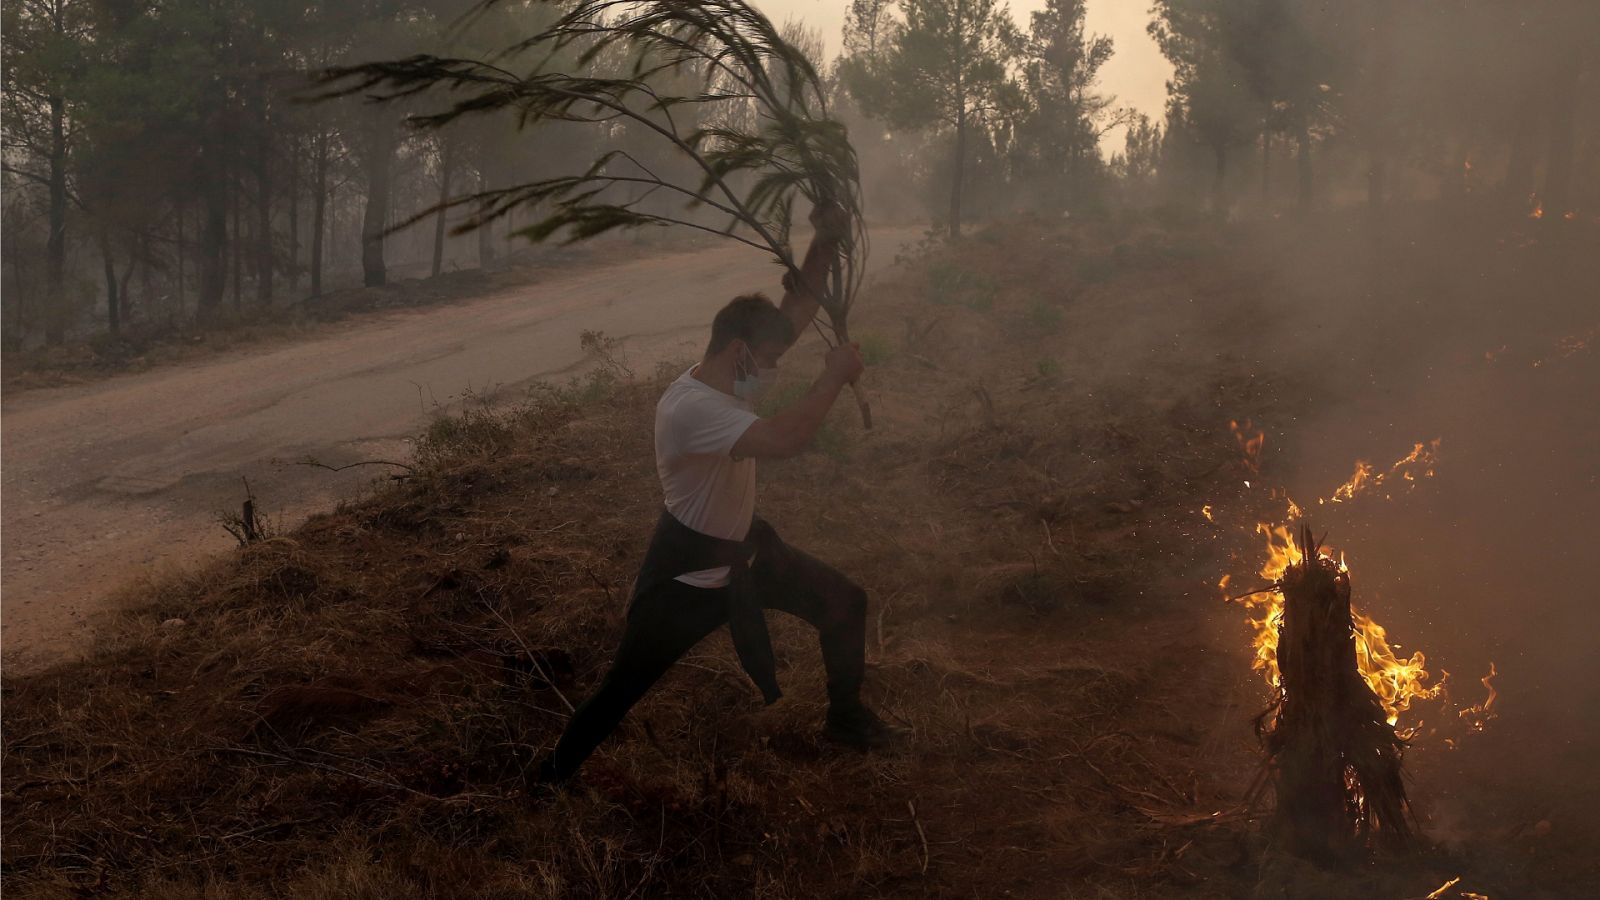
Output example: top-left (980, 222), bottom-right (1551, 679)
top-left (524, 755), bottom-right (570, 804)
top-left (824, 702), bottom-right (906, 750)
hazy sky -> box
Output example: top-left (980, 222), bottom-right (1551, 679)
top-left (758, 0), bottom-right (1174, 152)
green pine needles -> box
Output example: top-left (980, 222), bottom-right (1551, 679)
top-left (324, 0), bottom-right (869, 366)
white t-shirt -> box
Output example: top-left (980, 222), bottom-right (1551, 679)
top-left (655, 366), bottom-right (761, 588)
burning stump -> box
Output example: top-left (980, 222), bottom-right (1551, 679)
top-left (1262, 525), bottom-right (1411, 862)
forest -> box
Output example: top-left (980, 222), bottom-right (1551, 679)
top-left (5, 0), bottom-right (1595, 351)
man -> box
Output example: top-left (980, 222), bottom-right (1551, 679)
top-left (537, 205), bottom-right (901, 786)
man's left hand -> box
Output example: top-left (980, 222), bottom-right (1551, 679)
top-left (810, 202), bottom-right (851, 241)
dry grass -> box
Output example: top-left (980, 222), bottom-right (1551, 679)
top-left (7, 213), bottom-right (1517, 898)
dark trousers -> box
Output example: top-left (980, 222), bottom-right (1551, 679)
top-left (544, 544), bottom-right (867, 781)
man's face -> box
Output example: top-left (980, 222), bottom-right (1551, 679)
top-left (738, 339), bottom-right (786, 375)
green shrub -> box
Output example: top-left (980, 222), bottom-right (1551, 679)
top-left (856, 331), bottom-right (893, 365)
top-left (926, 260), bottom-right (996, 311)
top-left (757, 381), bottom-right (808, 418)
top-left (1075, 254), bottom-right (1119, 285)
top-left (1026, 301), bottom-right (1063, 334)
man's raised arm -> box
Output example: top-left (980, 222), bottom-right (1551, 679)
top-left (777, 204), bottom-right (851, 350)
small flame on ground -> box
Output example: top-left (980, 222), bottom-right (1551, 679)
top-left (1202, 504), bottom-right (1214, 522)
top-left (1426, 877), bottom-right (1463, 899)
top-left (1458, 662), bottom-right (1499, 732)
top-left (1528, 192), bottom-right (1544, 219)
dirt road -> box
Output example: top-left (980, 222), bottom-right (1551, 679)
top-left (1, 230), bottom-right (917, 672)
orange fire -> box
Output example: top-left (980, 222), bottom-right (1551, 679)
top-left (1323, 440), bottom-right (1440, 505)
top-left (1528, 192), bottom-right (1545, 219)
top-left (1426, 876), bottom-right (1491, 900)
top-left (1532, 325), bottom-right (1597, 368)
top-left (1230, 420), bottom-right (1265, 474)
top-left (1223, 435), bottom-right (1458, 735)
top-left (1458, 662), bottom-right (1499, 732)
top-left (1234, 523), bottom-right (1444, 731)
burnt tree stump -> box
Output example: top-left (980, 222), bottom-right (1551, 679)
top-left (1263, 525), bottom-right (1412, 862)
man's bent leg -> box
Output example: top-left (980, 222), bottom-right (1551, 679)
top-left (542, 582), bottom-right (728, 782)
top-left (758, 545), bottom-right (868, 708)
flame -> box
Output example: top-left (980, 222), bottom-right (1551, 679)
top-left (1329, 461), bottom-right (1375, 502)
top-left (1202, 504), bottom-right (1215, 522)
top-left (1427, 878), bottom-right (1463, 899)
top-left (1230, 420), bottom-right (1265, 473)
top-left (1269, 486), bottom-right (1302, 519)
top-left (1553, 326), bottom-right (1596, 359)
top-left (1528, 192), bottom-right (1544, 219)
top-left (1458, 662), bottom-right (1499, 732)
top-left (1427, 879), bottom-right (1492, 900)
top-left (1323, 440), bottom-right (1440, 504)
top-left (1231, 523), bottom-right (1444, 728)
top-left (1563, 211), bottom-right (1577, 221)
top-left (1531, 325), bottom-right (1597, 368)
top-left (1222, 437), bottom-right (1455, 732)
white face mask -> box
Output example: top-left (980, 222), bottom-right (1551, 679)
top-left (734, 346), bottom-right (778, 404)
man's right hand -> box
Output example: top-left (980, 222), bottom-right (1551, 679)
top-left (825, 342), bottom-right (865, 387)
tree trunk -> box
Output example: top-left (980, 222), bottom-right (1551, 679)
top-left (431, 134), bottom-right (454, 278)
top-left (231, 162), bottom-right (242, 308)
top-left (329, 193), bottom-right (339, 276)
top-left (255, 95), bottom-right (274, 304)
top-left (198, 138), bottom-right (229, 316)
top-left (1065, 90), bottom-right (1081, 211)
top-left (310, 136), bottom-right (326, 297)
top-left (477, 166), bottom-right (497, 266)
top-left (361, 116), bottom-right (395, 288)
top-left (45, 91), bottom-right (69, 345)
top-left (176, 205), bottom-right (187, 316)
top-left (138, 231), bottom-right (152, 317)
top-left (1540, 42), bottom-right (1582, 217)
top-left (119, 245), bottom-right (136, 321)
top-left (288, 135), bottom-right (300, 292)
top-left (950, 108), bottom-right (966, 238)
top-left (1502, 92), bottom-right (1541, 209)
top-left (99, 229), bottom-right (120, 335)
top-left (310, 128), bottom-right (328, 299)
top-left (1212, 142), bottom-right (1228, 216)
top-left (1296, 124), bottom-right (1314, 215)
